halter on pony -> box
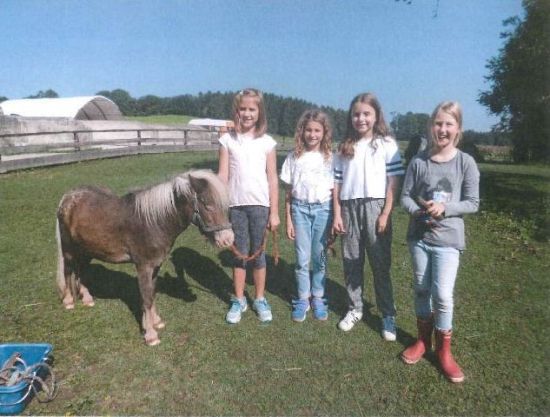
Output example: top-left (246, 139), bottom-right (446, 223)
top-left (190, 192), bottom-right (232, 234)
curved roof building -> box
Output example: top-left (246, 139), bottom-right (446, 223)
top-left (0, 96), bottom-right (122, 120)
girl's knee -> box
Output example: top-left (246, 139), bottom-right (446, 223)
top-left (414, 287), bottom-right (431, 301)
top-left (433, 294), bottom-right (454, 313)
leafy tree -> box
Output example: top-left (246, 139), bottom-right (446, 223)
top-left (135, 95), bottom-right (163, 116)
top-left (96, 89), bottom-right (136, 116)
top-left (390, 112), bottom-right (430, 141)
top-left (479, 0), bottom-right (550, 163)
top-left (26, 89), bottom-right (59, 98)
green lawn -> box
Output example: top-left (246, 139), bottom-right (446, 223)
top-left (0, 152), bottom-right (548, 415)
top-left (125, 114), bottom-right (194, 125)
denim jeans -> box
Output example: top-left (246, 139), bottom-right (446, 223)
top-left (408, 240), bottom-right (461, 331)
top-left (291, 200), bottom-right (332, 300)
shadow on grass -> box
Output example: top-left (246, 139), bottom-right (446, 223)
top-left (171, 247), bottom-right (234, 304)
top-left (480, 169), bottom-right (549, 241)
top-left (84, 264), bottom-right (142, 326)
top-left (83, 256), bottom-right (218, 328)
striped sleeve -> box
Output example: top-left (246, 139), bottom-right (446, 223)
top-left (385, 139), bottom-right (405, 176)
top-left (333, 154), bottom-right (343, 183)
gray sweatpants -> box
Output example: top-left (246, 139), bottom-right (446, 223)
top-left (340, 198), bottom-right (396, 317)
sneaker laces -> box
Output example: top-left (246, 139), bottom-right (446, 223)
top-left (345, 311), bottom-right (361, 324)
top-left (229, 297), bottom-right (245, 312)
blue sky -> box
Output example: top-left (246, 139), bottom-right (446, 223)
top-left (1, 0), bottom-right (523, 131)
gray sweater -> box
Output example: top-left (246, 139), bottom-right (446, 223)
top-left (400, 150), bottom-right (480, 250)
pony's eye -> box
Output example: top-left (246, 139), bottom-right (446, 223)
top-left (198, 197), bottom-right (213, 211)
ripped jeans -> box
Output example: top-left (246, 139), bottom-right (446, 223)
top-left (408, 240), bottom-right (461, 331)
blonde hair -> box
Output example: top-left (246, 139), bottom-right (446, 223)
top-left (231, 88), bottom-right (267, 138)
top-left (429, 101), bottom-right (463, 147)
top-left (339, 92), bottom-right (391, 158)
top-left (293, 109), bottom-right (333, 161)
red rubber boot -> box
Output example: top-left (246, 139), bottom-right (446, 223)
top-left (401, 316), bottom-right (433, 364)
top-left (435, 329), bottom-right (465, 383)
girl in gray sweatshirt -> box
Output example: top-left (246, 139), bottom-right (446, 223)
top-left (400, 101), bottom-right (479, 383)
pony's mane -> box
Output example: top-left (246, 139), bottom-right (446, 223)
top-left (133, 169), bottom-right (228, 225)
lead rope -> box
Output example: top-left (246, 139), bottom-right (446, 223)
top-left (0, 355), bottom-right (58, 406)
top-left (326, 232), bottom-right (338, 257)
top-left (230, 229), bottom-right (280, 266)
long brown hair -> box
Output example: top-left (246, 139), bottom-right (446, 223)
top-left (231, 88), bottom-right (268, 138)
top-left (293, 109), bottom-right (333, 161)
top-left (339, 92), bottom-right (391, 158)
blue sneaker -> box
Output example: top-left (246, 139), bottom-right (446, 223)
top-left (382, 316), bottom-right (397, 341)
top-left (226, 296), bottom-right (248, 324)
top-left (291, 298), bottom-right (310, 322)
top-left (311, 297), bottom-right (328, 321)
top-left (253, 297), bottom-right (273, 322)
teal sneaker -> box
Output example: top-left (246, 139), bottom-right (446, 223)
top-left (311, 297), bottom-right (328, 321)
top-left (253, 297), bottom-right (272, 322)
top-left (291, 298), bottom-right (310, 322)
top-left (382, 316), bottom-right (397, 341)
top-left (226, 296), bottom-right (248, 324)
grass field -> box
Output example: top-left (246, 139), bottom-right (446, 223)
top-left (0, 152), bottom-right (548, 416)
top-left (125, 114), bottom-right (194, 125)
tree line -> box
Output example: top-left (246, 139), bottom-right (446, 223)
top-left (93, 89), bottom-right (350, 140)
top-left (0, 88), bottom-right (510, 146)
top-left (1, 88), bottom-right (512, 148)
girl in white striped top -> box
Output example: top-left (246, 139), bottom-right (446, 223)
top-left (332, 92), bottom-right (404, 340)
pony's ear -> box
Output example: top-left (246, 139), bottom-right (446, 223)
top-left (188, 175), bottom-right (209, 194)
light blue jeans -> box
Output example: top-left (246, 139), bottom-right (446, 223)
top-left (408, 240), bottom-right (460, 331)
top-left (291, 199), bottom-right (332, 300)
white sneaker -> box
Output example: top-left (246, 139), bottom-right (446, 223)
top-left (338, 310), bottom-right (363, 331)
top-left (226, 297), bottom-right (248, 324)
top-left (382, 316), bottom-right (397, 341)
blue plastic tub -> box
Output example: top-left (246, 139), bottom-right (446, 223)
top-left (0, 343), bottom-right (53, 415)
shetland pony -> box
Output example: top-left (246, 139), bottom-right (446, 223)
top-left (56, 169), bottom-right (234, 345)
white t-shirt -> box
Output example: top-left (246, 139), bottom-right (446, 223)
top-left (334, 136), bottom-right (404, 200)
top-left (219, 132), bottom-right (277, 207)
top-left (280, 151), bottom-right (334, 203)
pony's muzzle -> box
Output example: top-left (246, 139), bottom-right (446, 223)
top-left (213, 229), bottom-right (234, 248)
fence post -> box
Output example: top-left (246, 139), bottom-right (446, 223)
top-left (137, 130), bottom-right (142, 146)
top-left (74, 132), bottom-right (80, 152)
top-left (184, 129), bottom-right (188, 146)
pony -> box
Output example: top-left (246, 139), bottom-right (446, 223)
top-left (55, 169), bottom-right (234, 346)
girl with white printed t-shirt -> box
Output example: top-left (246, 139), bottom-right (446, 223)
top-left (280, 110), bottom-right (334, 322)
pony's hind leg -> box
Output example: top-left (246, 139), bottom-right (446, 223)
top-left (79, 285), bottom-right (95, 307)
top-left (77, 258), bottom-right (94, 307)
top-left (61, 261), bottom-right (77, 310)
top-left (56, 218), bottom-right (76, 309)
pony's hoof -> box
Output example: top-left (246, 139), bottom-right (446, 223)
top-left (154, 321), bottom-right (166, 330)
top-left (63, 302), bottom-right (75, 310)
top-left (82, 300), bottom-right (95, 307)
top-left (146, 338), bottom-right (161, 346)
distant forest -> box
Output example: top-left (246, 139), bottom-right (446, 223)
top-left (2, 89), bottom-right (508, 148)
top-left (96, 89), bottom-right (349, 140)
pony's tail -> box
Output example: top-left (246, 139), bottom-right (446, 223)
top-left (55, 217), bottom-right (66, 298)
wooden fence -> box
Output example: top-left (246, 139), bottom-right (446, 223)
top-left (0, 126), bottom-right (217, 173)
